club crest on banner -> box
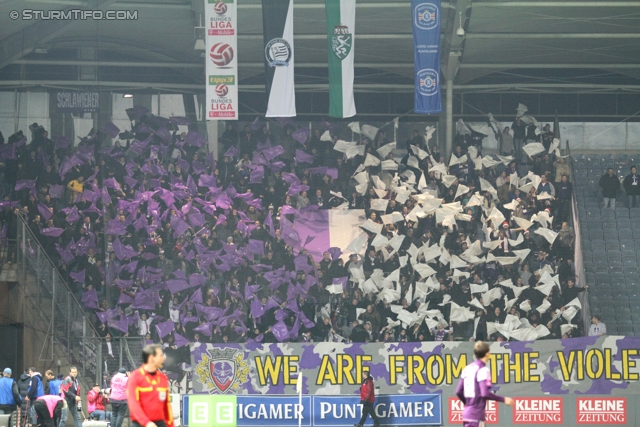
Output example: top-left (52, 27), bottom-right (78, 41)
top-left (331, 24), bottom-right (352, 60)
top-left (415, 3), bottom-right (439, 30)
top-left (417, 68), bottom-right (439, 96)
top-left (195, 348), bottom-right (250, 394)
top-left (265, 38), bottom-right (292, 67)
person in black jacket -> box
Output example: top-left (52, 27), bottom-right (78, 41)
top-left (599, 168), bottom-right (620, 208)
top-left (624, 165), bottom-right (640, 208)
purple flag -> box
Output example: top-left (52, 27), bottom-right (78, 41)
top-left (193, 322), bottom-right (213, 337)
top-left (38, 204), bottom-right (53, 221)
top-left (224, 146), bottom-right (239, 158)
top-left (272, 320), bottom-right (290, 342)
top-left (295, 149), bottom-right (315, 164)
top-left (328, 247), bottom-right (343, 261)
top-left (250, 299), bottom-right (266, 319)
top-left (112, 237), bottom-right (138, 260)
top-left (54, 136), bottom-right (70, 151)
top-left (262, 145), bottom-right (285, 161)
top-left (173, 332), bottom-right (190, 347)
top-left (155, 320), bottom-right (175, 339)
top-left (102, 122), bottom-right (120, 138)
top-left (0, 144), bottom-right (16, 160)
top-left (81, 289), bottom-right (99, 310)
top-left (49, 184), bottom-right (63, 199)
top-left (292, 128), bottom-right (310, 145)
top-left (170, 116), bottom-right (190, 126)
top-left (15, 180), bottom-right (36, 191)
top-left (40, 228), bottom-right (64, 237)
top-left (70, 270), bottom-right (85, 283)
top-left (247, 239), bottom-right (265, 256)
top-left (249, 167), bottom-right (264, 184)
top-left (117, 293), bottom-right (134, 305)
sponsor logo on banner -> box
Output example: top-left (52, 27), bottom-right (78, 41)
top-left (417, 68), bottom-right (439, 96)
top-left (265, 38), bottom-right (292, 67)
top-left (448, 397), bottom-right (498, 424)
top-left (313, 395), bottom-right (441, 426)
top-left (330, 24), bottom-right (352, 60)
top-left (576, 398), bottom-right (626, 424)
top-left (187, 394), bottom-right (238, 427)
top-left (210, 42), bottom-right (235, 66)
top-left (513, 398), bottom-right (563, 424)
top-left (208, 1), bottom-right (234, 35)
top-left (195, 348), bottom-right (250, 393)
top-left (209, 75), bottom-right (236, 85)
top-left (414, 3), bottom-right (438, 30)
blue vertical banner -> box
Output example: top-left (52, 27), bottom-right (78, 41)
top-left (412, 0), bottom-right (442, 114)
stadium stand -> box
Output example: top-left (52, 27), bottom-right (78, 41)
top-left (580, 154), bottom-right (640, 336)
top-left (0, 112), bottom-right (585, 355)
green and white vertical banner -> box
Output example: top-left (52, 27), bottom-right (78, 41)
top-left (205, 0), bottom-right (238, 120)
top-left (325, 0), bottom-right (356, 118)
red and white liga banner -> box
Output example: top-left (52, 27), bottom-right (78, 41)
top-left (576, 397), bottom-right (626, 424)
top-left (513, 397), bottom-right (563, 424)
top-left (447, 397), bottom-right (498, 424)
top-left (205, 0), bottom-right (238, 119)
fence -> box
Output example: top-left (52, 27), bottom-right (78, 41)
top-left (15, 213), bottom-right (104, 384)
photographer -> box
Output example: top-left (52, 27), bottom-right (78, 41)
top-left (87, 385), bottom-right (111, 422)
top-left (110, 368), bottom-right (129, 427)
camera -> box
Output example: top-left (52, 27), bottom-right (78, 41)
top-left (100, 388), bottom-right (111, 395)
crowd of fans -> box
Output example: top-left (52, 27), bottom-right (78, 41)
top-left (0, 106), bottom-right (585, 369)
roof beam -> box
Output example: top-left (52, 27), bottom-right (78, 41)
top-left (236, 2), bottom-right (449, 8)
top-left (474, 2), bottom-right (640, 6)
top-left (467, 33), bottom-right (640, 39)
top-left (237, 34), bottom-right (412, 40)
top-left (460, 63), bottom-right (640, 69)
top-left (0, 0), bottom-right (118, 70)
top-left (11, 60), bottom-right (416, 68)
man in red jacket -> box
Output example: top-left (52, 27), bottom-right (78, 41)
top-left (126, 344), bottom-right (173, 427)
top-left (355, 367), bottom-right (380, 427)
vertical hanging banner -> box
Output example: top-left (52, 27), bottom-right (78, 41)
top-left (412, 0), bottom-right (442, 114)
top-left (205, 0), bottom-right (238, 120)
top-left (262, 0), bottom-right (296, 117)
top-left (325, 0), bottom-right (356, 118)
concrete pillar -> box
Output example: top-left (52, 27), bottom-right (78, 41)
top-left (445, 78), bottom-right (453, 159)
top-left (207, 120), bottom-right (219, 160)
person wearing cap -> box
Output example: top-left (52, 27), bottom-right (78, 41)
top-left (110, 368), bottom-right (130, 427)
top-left (355, 367), bottom-right (379, 427)
top-left (0, 368), bottom-right (22, 427)
top-left (87, 384), bottom-right (111, 422)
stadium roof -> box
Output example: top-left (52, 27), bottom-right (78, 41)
top-left (1, 0), bottom-right (640, 118)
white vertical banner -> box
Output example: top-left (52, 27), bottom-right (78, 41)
top-left (262, 0), bottom-right (296, 117)
top-left (205, 0), bottom-right (238, 120)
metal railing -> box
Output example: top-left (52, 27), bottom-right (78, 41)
top-left (15, 213), bottom-right (103, 384)
top-left (83, 336), bottom-right (145, 387)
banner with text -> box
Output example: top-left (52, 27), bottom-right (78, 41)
top-left (55, 92), bottom-right (100, 113)
top-left (205, 0), bottom-right (238, 120)
top-left (191, 337), bottom-right (640, 397)
top-left (181, 394), bottom-right (441, 427)
top-left (411, 0), bottom-right (442, 114)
